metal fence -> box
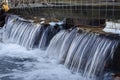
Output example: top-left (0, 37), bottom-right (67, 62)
top-left (1, 0), bottom-right (120, 26)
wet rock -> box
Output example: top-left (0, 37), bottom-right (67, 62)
top-left (63, 18), bottom-right (75, 29)
top-left (114, 76), bottom-right (120, 80)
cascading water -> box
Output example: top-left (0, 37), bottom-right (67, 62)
top-left (3, 15), bottom-right (61, 49)
top-left (46, 29), bottom-right (119, 80)
top-left (0, 15), bottom-right (119, 80)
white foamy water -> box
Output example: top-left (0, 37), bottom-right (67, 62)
top-left (103, 21), bottom-right (120, 34)
top-left (0, 15), bottom-right (118, 80)
top-left (0, 42), bottom-right (82, 80)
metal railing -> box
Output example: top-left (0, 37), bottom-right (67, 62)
top-left (4, 0), bottom-right (119, 8)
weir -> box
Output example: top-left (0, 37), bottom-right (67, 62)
top-left (0, 15), bottom-right (120, 80)
top-left (0, 0), bottom-right (120, 80)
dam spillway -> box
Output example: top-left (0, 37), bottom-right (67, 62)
top-left (0, 0), bottom-right (120, 80)
top-left (0, 15), bottom-right (120, 80)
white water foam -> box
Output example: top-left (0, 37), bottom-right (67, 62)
top-left (1, 15), bottom-right (118, 80)
top-left (103, 21), bottom-right (120, 34)
top-left (0, 42), bottom-right (82, 80)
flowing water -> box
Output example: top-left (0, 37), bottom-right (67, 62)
top-left (103, 21), bottom-right (120, 34)
top-left (0, 15), bottom-right (119, 80)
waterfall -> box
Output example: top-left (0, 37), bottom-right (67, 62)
top-left (3, 15), bottom-right (61, 49)
top-left (46, 29), bottom-right (119, 79)
top-left (1, 15), bottom-right (120, 80)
